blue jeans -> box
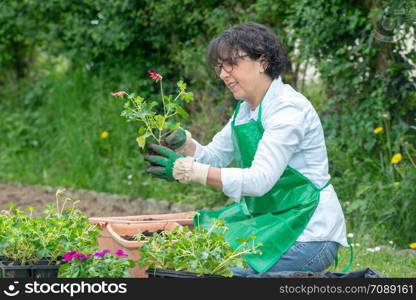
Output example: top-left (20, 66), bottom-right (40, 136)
top-left (230, 241), bottom-right (339, 277)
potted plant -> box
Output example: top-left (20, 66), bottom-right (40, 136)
top-left (0, 189), bottom-right (100, 278)
top-left (0, 205), bottom-right (33, 278)
top-left (106, 221), bottom-right (181, 277)
top-left (58, 249), bottom-right (135, 278)
top-left (90, 69), bottom-right (196, 252)
top-left (138, 218), bottom-right (262, 278)
top-left (110, 70), bottom-right (194, 149)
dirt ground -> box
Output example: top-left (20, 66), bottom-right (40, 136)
top-left (0, 181), bottom-right (197, 217)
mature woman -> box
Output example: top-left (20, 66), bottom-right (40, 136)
top-left (144, 23), bottom-right (348, 276)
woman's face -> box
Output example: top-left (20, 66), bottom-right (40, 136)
top-left (217, 51), bottom-right (268, 102)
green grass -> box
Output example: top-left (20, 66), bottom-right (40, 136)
top-left (327, 235), bottom-right (416, 277)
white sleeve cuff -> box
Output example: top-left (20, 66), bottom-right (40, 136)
top-left (193, 139), bottom-right (204, 161)
top-left (220, 168), bottom-right (243, 202)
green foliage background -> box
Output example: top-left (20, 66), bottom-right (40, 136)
top-left (0, 0), bottom-right (415, 247)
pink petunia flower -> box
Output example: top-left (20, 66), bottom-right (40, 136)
top-left (93, 251), bottom-right (105, 257)
top-left (115, 249), bottom-right (128, 257)
top-left (72, 253), bottom-right (89, 261)
top-left (63, 250), bottom-right (77, 262)
top-left (93, 249), bottom-right (112, 257)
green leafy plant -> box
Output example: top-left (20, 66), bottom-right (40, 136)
top-left (58, 249), bottom-right (135, 278)
top-left (111, 70), bottom-right (193, 149)
top-left (0, 189), bottom-right (100, 265)
top-left (138, 218), bottom-right (262, 277)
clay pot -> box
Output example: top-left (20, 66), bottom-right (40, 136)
top-left (89, 211), bottom-right (195, 254)
top-left (89, 211), bottom-right (195, 227)
top-left (107, 221), bottom-right (181, 278)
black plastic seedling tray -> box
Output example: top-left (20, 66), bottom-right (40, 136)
top-left (146, 268), bottom-right (225, 278)
top-left (31, 260), bottom-right (61, 278)
top-left (0, 258), bottom-right (62, 278)
top-left (0, 261), bottom-right (32, 278)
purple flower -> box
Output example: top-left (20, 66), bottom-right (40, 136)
top-left (63, 256), bottom-right (72, 262)
top-left (63, 251), bottom-right (77, 262)
top-left (93, 251), bottom-right (105, 257)
top-left (63, 249), bottom-right (117, 263)
top-left (64, 250), bottom-right (77, 257)
top-left (115, 249), bottom-right (128, 257)
top-left (73, 253), bottom-right (89, 261)
top-left (93, 249), bottom-right (112, 257)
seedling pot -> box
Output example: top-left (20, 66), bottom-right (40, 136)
top-left (0, 258), bottom-right (64, 278)
top-left (31, 259), bottom-right (62, 278)
top-left (0, 260), bottom-right (32, 278)
top-left (146, 268), bottom-right (225, 278)
top-left (107, 221), bottom-right (182, 278)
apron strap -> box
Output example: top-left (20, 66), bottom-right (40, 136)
top-left (231, 100), bottom-right (243, 126)
top-left (232, 94), bottom-right (266, 126)
top-left (320, 180), bottom-right (355, 272)
top-left (334, 242), bottom-right (354, 273)
top-left (319, 180), bottom-right (331, 191)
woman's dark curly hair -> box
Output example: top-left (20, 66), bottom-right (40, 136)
top-left (207, 23), bottom-right (287, 79)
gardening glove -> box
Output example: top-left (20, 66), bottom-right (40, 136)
top-left (144, 144), bottom-right (187, 181)
top-left (162, 128), bottom-right (194, 154)
top-left (172, 156), bottom-right (210, 185)
top-left (145, 144), bottom-right (210, 185)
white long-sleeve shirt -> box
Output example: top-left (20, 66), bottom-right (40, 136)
top-left (193, 77), bottom-right (348, 247)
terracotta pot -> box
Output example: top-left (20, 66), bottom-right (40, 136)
top-left (89, 211), bottom-right (196, 227)
top-left (107, 221), bottom-right (181, 278)
top-left (89, 211), bottom-right (196, 254)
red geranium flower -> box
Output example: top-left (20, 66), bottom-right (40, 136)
top-left (96, 222), bottom-right (108, 229)
top-left (110, 91), bottom-right (126, 97)
top-left (147, 70), bottom-right (163, 81)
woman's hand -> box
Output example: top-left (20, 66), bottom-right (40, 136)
top-left (162, 128), bottom-right (196, 155)
top-left (144, 144), bottom-right (187, 181)
top-left (144, 143), bottom-right (211, 185)
top-left (163, 128), bottom-right (187, 149)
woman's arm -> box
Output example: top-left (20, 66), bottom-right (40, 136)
top-left (173, 101), bottom-right (307, 201)
top-left (210, 102), bottom-right (305, 201)
top-left (206, 167), bottom-right (223, 189)
top-left (192, 119), bottom-right (235, 168)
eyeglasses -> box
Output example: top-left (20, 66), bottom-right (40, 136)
top-left (214, 55), bottom-right (250, 76)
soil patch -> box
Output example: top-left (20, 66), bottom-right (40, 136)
top-left (122, 229), bottom-right (164, 241)
top-left (0, 181), bottom-right (198, 217)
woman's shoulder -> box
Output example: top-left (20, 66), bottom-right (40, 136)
top-left (277, 78), bottom-right (321, 107)
top-left (263, 80), bottom-right (321, 127)
top-left (278, 82), bottom-right (313, 108)
top-left (264, 86), bottom-right (311, 115)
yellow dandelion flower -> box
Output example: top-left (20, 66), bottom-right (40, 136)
top-left (409, 242), bottom-right (416, 249)
top-left (391, 153), bottom-right (402, 164)
top-left (373, 127), bottom-right (383, 134)
top-left (393, 182), bottom-right (400, 186)
top-left (100, 131), bottom-right (109, 139)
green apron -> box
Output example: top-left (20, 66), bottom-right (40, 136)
top-left (194, 98), bottom-right (330, 273)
